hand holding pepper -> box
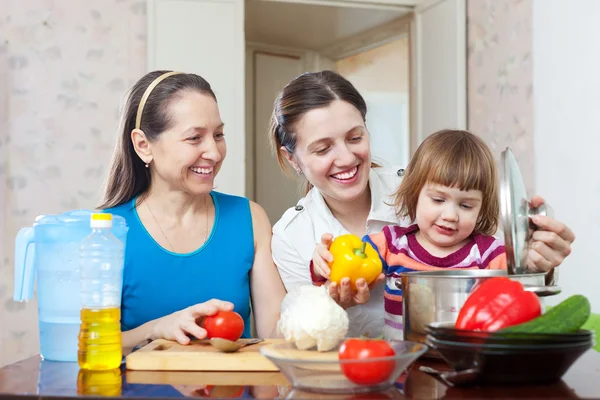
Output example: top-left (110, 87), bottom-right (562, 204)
top-left (312, 233), bottom-right (385, 309)
top-left (328, 234), bottom-right (383, 291)
top-left (455, 277), bottom-right (542, 331)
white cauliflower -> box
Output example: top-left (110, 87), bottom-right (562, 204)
top-left (277, 285), bottom-right (349, 352)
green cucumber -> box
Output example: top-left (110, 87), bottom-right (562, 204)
top-left (500, 295), bottom-right (591, 334)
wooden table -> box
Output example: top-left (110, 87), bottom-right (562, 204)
top-left (1, 349), bottom-right (598, 399)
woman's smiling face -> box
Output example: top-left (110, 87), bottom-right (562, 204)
top-left (287, 100), bottom-right (372, 205)
top-left (148, 90), bottom-right (226, 195)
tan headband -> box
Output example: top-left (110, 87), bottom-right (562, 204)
top-left (135, 71), bottom-right (183, 130)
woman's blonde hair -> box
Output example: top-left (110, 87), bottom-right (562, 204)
top-left (393, 129), bottom-right (499, 236)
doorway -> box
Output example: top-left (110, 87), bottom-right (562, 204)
top-left (146, 0), bottom-right (466, 201)
top-left (245, 1), bottom-right (411, 224)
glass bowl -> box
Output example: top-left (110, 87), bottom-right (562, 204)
top-left (259, 340), bottom-right (427, 394)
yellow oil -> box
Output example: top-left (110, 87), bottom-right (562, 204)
top-left (78, 307), bottom-right (122, 370)
top-left (77, 368), bottom-right (122, 396)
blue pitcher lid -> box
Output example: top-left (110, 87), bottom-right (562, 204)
top-left (33, 209), bottom-right (127, 227)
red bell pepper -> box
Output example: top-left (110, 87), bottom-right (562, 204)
top-left (455, 277), bottom-right (541, 331)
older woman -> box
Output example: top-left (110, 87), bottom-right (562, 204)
top-left (100, 70), bottom-right (286, 347)
top-left (270, 70), bottom-right (575, 338)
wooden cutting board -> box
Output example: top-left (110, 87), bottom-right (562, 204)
top-left (125, 370), bottom-right (289, 386)
top-left (126, 338), bottom-right (285, 372)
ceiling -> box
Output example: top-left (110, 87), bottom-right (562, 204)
top-left (245, 1), bottom-right (409, 50)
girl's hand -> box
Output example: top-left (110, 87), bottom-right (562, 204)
top-left (149, 299), bottom-right (234, 345)
top-left (312, 233), bottom-right (334, 280)
top-left (327, 274), bottom-right (385, 309)
top-left (527, 195), bottom-right (575, 272)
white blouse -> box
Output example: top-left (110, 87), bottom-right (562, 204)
top-left (271, 166), bottom-right (408, 337)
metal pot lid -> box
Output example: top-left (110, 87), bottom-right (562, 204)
top-left (500, 147), bottom-right (550, 275)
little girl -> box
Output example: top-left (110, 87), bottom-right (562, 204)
top-left (364, 129), bottom-right (507, 339)
top-left (311, 129), bottom-right (507, 339)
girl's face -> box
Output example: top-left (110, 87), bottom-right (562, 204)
top-left (415, 183), bottom-right (483, 254)
top-left (147, 91), bottom-right (227, 195)
top-left (287, 100), bottom-right (371, 205)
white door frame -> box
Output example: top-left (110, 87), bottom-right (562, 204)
top-left (247, 0), bottom-right (416, 12)
top-left (245, 42), bottom-right (311, 200)
top-left (409, 0), bottom-right (467, 153)
top-left (320, 14), bottom-right (411, 60)
top-left (249, 0), bottom-right (467, 157)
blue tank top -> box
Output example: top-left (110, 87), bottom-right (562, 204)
top-left (105, 191), bottom-right (254, 338)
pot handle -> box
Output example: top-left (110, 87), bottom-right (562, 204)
top-left (523, 285), bottom-right (561, 297)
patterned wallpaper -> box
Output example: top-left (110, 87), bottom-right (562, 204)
top-left (0, 0), bottom-right (146, 367)
top-left (0, 0), bottom-right (533, 367)
top-left (467, 0), bottom-right (534, 193)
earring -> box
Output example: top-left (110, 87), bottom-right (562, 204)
top-left (145, 163), bottom-right (149, 168)
top-left (296, 169), bottom-right (303, 176)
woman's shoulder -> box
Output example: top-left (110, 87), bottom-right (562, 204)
top-left (272, 196), bottom-right (311, 236)
top-left (103, 199), bottom-right (136, 219)
top-left (212, 192), bottom-right (270, 230)
top-left (273, 187), bottom-right (336, 248)
top-left (211, 191), bottom-right (250, 206)
top-left (371, 165), bottom-right (405, 192)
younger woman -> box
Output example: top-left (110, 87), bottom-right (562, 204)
top-left (274, 71), bottom-right (573, 339)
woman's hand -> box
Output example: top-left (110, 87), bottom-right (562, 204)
top-left (526, 195), bottom-right (575, 272)
top-left (312, 233), bottom-right (385, 309)
top-left (327, 275), bottom-right (385, 309)
top-left (149, 299), bottom-right (234, 345)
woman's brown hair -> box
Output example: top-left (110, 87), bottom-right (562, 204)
top-left (98, 70), bottom-right (216, 209)
top-left (393, 129), bottom-right (500, 236)
top-left (268, 70), bottom-right (378, 194)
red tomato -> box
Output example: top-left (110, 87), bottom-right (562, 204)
top-left (203, 311), bottom-right (244, 342)
top-left (338, 339), bottom-right (396, 385)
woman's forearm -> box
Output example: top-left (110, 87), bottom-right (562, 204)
top-left (255, 306), bottom-right (282, 339)
top-left (122, 319), bottom-right (159, 348)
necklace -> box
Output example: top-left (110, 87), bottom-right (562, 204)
top-left (144, 195), bottom-right (210, 253)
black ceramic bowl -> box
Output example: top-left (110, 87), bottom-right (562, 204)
top-left (424, 334), bottom-right (593, 384)
top-left (426, 321), bottom-right (594, 346)
top-left (427, 335), bottom-right (593, 351)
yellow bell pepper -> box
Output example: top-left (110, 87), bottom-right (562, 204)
top-left (328, 234), bottom-right (383, 291)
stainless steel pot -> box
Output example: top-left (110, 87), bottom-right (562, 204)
top-left (396, 270), bottom-right (561, 344)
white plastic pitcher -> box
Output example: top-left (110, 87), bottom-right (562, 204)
top-left (13, 210), bottom-right (128, 362)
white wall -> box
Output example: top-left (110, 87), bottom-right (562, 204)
top-left (533, 0), bottom-right (600, 311)
top-left (336, 39), bottom-right (410, 168)
top-left (148, 0), bottom-right (245, 196)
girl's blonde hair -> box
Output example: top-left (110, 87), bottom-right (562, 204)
top-left (393, 129), bottom-right (499, 236)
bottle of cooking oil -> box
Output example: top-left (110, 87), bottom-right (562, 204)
top-left (78, 213), bottom-right (124, 370)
